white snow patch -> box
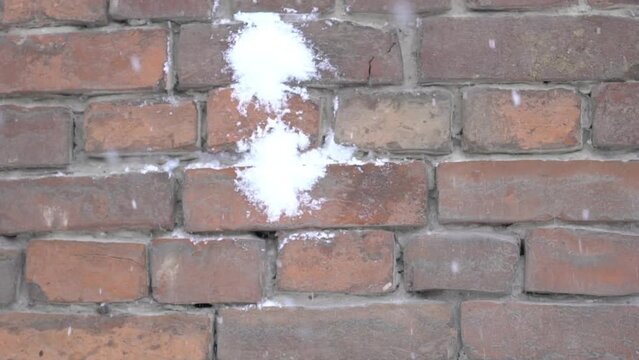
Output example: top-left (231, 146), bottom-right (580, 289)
top-left (226, 12), bottom-right (323, 115)
top-left (582, 209), bottom-right (590, 220)
top-left (451, 261), bottom-right (460, 274)
top-left (511, 90), bottom-right (521, 107)
top-left (162, 159), bottom-right (180, 176)
top-left (130, 55), bottom-right (141, 73)
top-left (235, 119), bottom-right (355, 222)
top-left (488, 39), bottom-right (496, 49)
top-left (131, 199), bottom-right (137, 209)
top-left (67, 327), bottom-right (72, 337)
top-left (140, 164), bottom-right (160, 174)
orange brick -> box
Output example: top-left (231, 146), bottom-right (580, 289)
top-left (1, 0), bottom-right (107, 26)
top-left (26, 240), bottom-right (148, 303)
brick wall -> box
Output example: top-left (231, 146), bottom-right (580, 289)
top-left (1, 0), bottom-right (639, 359)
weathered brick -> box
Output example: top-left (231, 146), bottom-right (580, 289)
top-left (176, 24), bottom-right (237, 89)
top-left (0, 172), bottom-right (174, 235)
top-left (592, 83), bottom-right (639, 150)
top-left (110, 0), bottom-right (211, 20)
top-left (438, 161), bottom-right (639, 224)
top-left (218, 303), bottom-right (457, 359)
top-left (151, 237), bottom-right (266, 304)
top-left (0, 28), bottom-right (167, 95)
top-left (232, 0), bottom-right (334, 12)
top-left (588, 0), bottom-right (638, 7)
top-left (335, 90), bottom-right (452, 153)
top-left (525, 228), bottom-right (639, 296)
top-left (421, 16), bottom-right (639, 82)
top-left (404, 232), bottom-right (519, 293)
top-left (345, 0), bottom-right (451, 13)
top-left (177, 21), bottom-right (402, 89)
top-left (462, 88), bottom-right (582, 153)
top-left (0, 105), bottom-right (72, 169)
top-left (207, 88), bottom-right (320, 152)
top-left (84, 98), bottom-right (198, 154)
top-left (183, 162), bottom-right (428, 232)
top-left (277, 230), bottom-right (396, 294)
top-left (26, 240), bottom-right (147, 303)
top-left (1, 0), bottom-right (107, 26)
top-left (0, 248), bottom-right (21, 306)
top-left (467, 0), bottom-right (575, 10)
top-left (0, 313), bottom-right (212, 360)
top-left (462, 301), bottom-right (639, 359)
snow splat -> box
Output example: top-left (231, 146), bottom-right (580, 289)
top-left (226, 12), bottom-right (320, 115)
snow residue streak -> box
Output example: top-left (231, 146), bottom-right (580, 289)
top-left (226, 13), bottom-right (319, 114)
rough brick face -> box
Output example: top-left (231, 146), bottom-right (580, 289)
top-left (335, 90), bottom-right (452, 153)
top-left (110, 0), bottom-right (211, 20)
top-left (151, 237), bottom-right (266, 304)
top-left (177, 21), bottom-right (402, 89)
top-left (26, 240), bottom-right (148, 303)
top-left (0, 313), bottom-right (212, 360)
top-left (438, 161), bottom-right (639, 224)
top-left (232, 0), bottom-right (334, 12)
top-left (0, 105), bottom-right (72, 169)
top-left (0, 248), bottom-right (21, 306)
top-left (277, 230), bottom-right (396, 294)
top-left (462, 88), bottom-right (582, 153)
top-left (218, 303), bottom-right (457, 360)
top-left (345, 0), bottom-right (451, 13)
top-left (462, 301), bottom-right (639, 359)
top-left (84, 98), bottom-right (198, 154)
top-left (466, 0), bottom-right (575, 10)
top-left (421, 16), bottom-right (639, 82)
top-left (404, 232), bottom-right (519, 293)
top-left (0, 173), bottom-right (174, 235)
top-left (0, 28), bottom-right (167, 94)
top-left (183, 162), bottom-right (428, 232)
top-left (1, 0), bottom-right (107, 26)
top-left (525, 228), bottom-right (639, 296)
top-left (176, 24), bottom-right (236, 89)
top-left (592, 83), bottom-right (639, 150)
top-left (207, 88), bottom-right (320, 151)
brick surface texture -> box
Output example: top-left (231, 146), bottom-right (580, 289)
top-left (1, 1), bottom-right (638, 358)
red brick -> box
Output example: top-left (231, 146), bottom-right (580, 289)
top-left (301, 20), bottom-right (403, 85)
top-left (438, 161), bottom-right (639, 224)
top-left (183, 162), bottom-right (428, 232)
top-left (0, 313), bottom-right (212, 360)
top-left (335, 90), bottom-right (452, 153)
top-left (404, 232), bottom-right (519, 293)
top-left (588, 0), bottom-right (638, 7)
top-left (525, 228), bottom-right (639, 296)
top-left (177, 21), bottom-right (402, 89)
top-left (1, 0), bottom-right (107, 26)
top-left (277, 230), bottom-right (396, 294)
top-left (462, 301), bottom-right (639, 359)
top-left (0, 28), bottom-right (167, 95)
top-left (467, 0), bottom-right (575, 10)
top-left (110, 0), bottom-right (211, 20)
top-left (592, 83), bottom-right (639, 150)
top-left (462, 88), bottom-right (582, 153)
top-left (0, 248), bottom-right (21, 306)
top-left (207, 88), bottom-right (320, 152)
top-left (176, 24), bottom-right (237, 89)
top-left (0, 105), bottom-right (72, 169)
top-left (345, 0), bottom-right (451, 13)
top-left (0, 173), bottom-right (174, 235)
top-left (218, 303), bottom-right (457, 359)
top-left (421, 16), bottom-right (639, 82)
top-left (84, 98), bottom-right (198, 154)
top-left (151, 237), bottom-right (266, 304)
top-left (232, 0), bottom-right (334, 12)
top-left (25, 240), bottom-right (147, 303)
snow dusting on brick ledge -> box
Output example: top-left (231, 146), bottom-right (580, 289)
top-left (1, 1), bottom-right (639, 359)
